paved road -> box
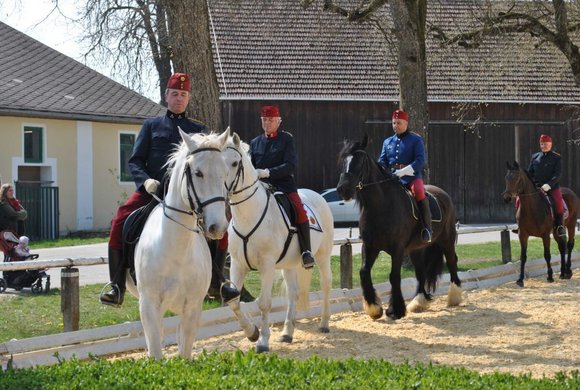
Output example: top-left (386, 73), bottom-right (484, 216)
top-left (33, 225), bottom-right (512, 289)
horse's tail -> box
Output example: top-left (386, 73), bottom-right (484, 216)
top-left (296, 266), bottom-right (312, 312)
top-left (424, 244), bottom-right (445, 293)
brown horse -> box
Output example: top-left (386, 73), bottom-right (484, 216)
top-left (503, 161), bottom-right (578, 287)
top-left (336, 135), bottom-right (462, 320)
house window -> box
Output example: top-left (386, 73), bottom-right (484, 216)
top-left (119, 133), bottom-right (135, 182)
top-left (24, 126), bottom-right (43, 163)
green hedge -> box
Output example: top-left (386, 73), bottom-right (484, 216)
top-left (1, 351), bottom-right (578, 389)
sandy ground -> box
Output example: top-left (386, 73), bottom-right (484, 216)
top-left (114, 275), bottom-right (580, 379)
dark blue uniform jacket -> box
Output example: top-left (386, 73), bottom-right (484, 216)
top-left (528, 151), bottom-right (562, 189)
top-left (250, 131), bottom-right (298, 193)
top-left (377, 130), bottom-right (426, 185)
top-left (129, 111), bottom-right (206, 192)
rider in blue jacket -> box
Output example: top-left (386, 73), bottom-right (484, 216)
top-left (378, 109), bottom-right (432, 242)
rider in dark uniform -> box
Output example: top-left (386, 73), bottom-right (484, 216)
top-left (249, 105), bottom-right (315, 269)
top-left (528, 134), bottom-right (566, 237)
top-left (378, 109), bottom-right (432, 243)
top-left (100, 73), bottom-right (237, 306)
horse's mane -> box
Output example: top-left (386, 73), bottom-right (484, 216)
top-left (165, 132), bottom-right (223, 175)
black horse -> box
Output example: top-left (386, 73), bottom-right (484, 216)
top-left (336, 135), bottom-right (463, 320)
top-left (503, 161), bottom-right (578, 287)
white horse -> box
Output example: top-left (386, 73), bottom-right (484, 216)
top-left (222, 131), bottom-right (334, 353)
top-left (125, 129), bottom-right (230, 359)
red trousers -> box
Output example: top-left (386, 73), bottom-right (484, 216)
top-left (288, 191), bottom-right (308, 224)
top-left (108, 191), bottom-right (152, 249)
top-left (406, 178), bottom-right (426, 201)
top-left (515, 187), bottom-right (564, 214)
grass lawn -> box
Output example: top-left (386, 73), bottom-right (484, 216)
top-left (0, 236), bottom-right (574, 342)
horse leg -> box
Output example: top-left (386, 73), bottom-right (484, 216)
top-left (517, 235), bottom-right (529, 287)
top-left (360, 243), bottom-right (383, 320)
top-left (226, 262), bottom-right (259, 342)
top-left (387, 248), bottom-right (406, 320)
top-left (255, 266), bottom-right (276, 353)
top-left (139, 296), bottom-right (164, 359)
top-left (542, 235), bottom-right (553, 283)
top-left (177, 301), bottom-right (203, 358)
top-left (564, 235), bottom-right (575, 279)
top-left (442, 243), bottom-right (463, 307)
top-left (316, 249), bottom-right (332, 333)
top-left (407, 250), bottom-right (430, 313)
top-left (279, 269), bottom-right (298, 343)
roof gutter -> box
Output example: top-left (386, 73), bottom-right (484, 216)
top-left (0, 109), bottom-right (150, 125)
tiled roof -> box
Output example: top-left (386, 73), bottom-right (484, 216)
top-left (209, 0), bottom-right (580, 103)
top-left (0, 22), bottom-right (165, 123)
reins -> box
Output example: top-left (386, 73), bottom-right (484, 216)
top-left (225, 146), bottom-right (261, 206)
top-left (349, 150), bottom-right (398, 190)
top-left (153, 146), bottom-right (225, 232)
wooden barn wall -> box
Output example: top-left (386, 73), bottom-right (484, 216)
top-left (221, 100), bottom-right (579, 223)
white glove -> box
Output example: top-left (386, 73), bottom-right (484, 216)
top-left (394, 165), bottom-right (414, 178)
top-left (256, 169), bottom-right (270, 179)
top-left (144, 179), bottom-right (160, 194)
top-left (541, 183), bottom-right (551, 192)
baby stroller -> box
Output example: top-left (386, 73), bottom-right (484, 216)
top-left (0, 231), bottom-right (50, 294)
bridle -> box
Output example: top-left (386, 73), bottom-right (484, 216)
top-left (225, 146), bottom-right (260, 206)
top-left (343, 149), bottom-right (397, 191)
top-left (504, 169), bottom-right (540, 199)
top-left (153, 147), bottom-right (226, 232)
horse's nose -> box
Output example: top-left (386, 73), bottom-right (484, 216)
top-left (206, 223), bottom-right (225, 240)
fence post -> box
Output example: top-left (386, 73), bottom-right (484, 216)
top-left (61, 267), bottom-right (80, 332)
top-left (500, 230), bottom-right (512, 264)
top-left (340, 242), bottom-right (353, 289)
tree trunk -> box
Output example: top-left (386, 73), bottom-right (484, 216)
top-left (388, 0), bottom-right (430, 179)
top-left (164, 0), bottom-right (222, 130)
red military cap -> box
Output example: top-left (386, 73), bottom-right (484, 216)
top-left (392, 109), bottom-right (408, 122)
top-left (539, 134), bottom-right (552, 143)
top-left (166, 73), bottom-right (191, 91)
top-left (261, 105), bottom-right (281, 117)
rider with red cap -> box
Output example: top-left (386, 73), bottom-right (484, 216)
top-left (250, 105), bottom-right (315, 269)
top-left (100, 73), bottom-right (239, 307)
top-left (378, 109), bottom-right (432, 242)
top-left (528, 134), bottom-right (566, 237)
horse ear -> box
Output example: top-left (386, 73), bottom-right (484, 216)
top-left (361, 133), bottom-right (368, 148)
top-left (232, 132), bottom-right (241, 147)
top-left (217, 127), bottom-right (229, 147)
top-left (179, 126), bottom-right (197, 152)
top-left (506, 161), bottom-right (512, 170)
top-left (513, 161), bottom-right (520, 169)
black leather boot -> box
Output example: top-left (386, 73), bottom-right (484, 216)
top-left (297, 222), bottom-right (315, 269)
top-left (99, 247), bottom-right (126, 307)
top-left (207, 239), bottom-right (241, 304)
top-left (555, 214), bottom-right (566, 238)
top-left (419, 199), bottom-right (433, 243)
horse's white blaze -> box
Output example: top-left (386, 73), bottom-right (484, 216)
top-left (223, 132), bottom-right (334, 351)
top-left (125, 131), bottom-right (229, 359)
top-left (345, 155), bottom-right (353, 173)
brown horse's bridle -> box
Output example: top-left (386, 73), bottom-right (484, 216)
top-left (346, 150), bottom-right (397, 190)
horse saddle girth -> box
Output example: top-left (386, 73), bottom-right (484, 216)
top-left (273, 192), bottom-right (323, 232)
top-left (404, 190), bottom-right (442, 222)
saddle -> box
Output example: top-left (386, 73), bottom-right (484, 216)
top-left (541, 192), bottom-right (569, 220)
top-left (403, 190), bottom-right (442, 222)
top-left (273, 191), bottom-right (323, 232)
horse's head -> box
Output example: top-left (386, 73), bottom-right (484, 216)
top-left (169, 128), bottom-right (230, 239)
top-left (336, 134), bottom-right (369, 201)
top-left (503, 160), bottom-right (524, 203)
top-left (223, 128), bottom-right (256, 198)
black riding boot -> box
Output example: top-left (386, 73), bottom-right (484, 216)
top-left (555, 214), bottom-right (566, 238)
top-left (419, 199), bottom-right (433, 243)
top-left (297, 222), bottom-right (315, 269)
top-left (99, 247), bottom-right (126, 307)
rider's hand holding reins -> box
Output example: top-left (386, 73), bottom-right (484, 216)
top-left (394, 165), bottom-right (414, 178)
top-left (256, 169), bottom-right (270, 179)
top-left (541, 183), bottom-right (551, 192)
top-left (144, 179), bottom-right (160, 194)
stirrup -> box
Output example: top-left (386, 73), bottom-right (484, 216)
top-left (220, 280), bottom-right (241, 304)
top-left (99, 283), bottom-right (124, 307)
top-left (301, 251), bottom-right (315, 269)
top-left (421, 228), bottom-right (432, 243)
top-left (556, 226), bottom-right (566, 237)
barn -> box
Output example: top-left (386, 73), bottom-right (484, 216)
top-left (209, 0), bottom-right (580, 223)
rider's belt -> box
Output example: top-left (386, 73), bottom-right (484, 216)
top-left (391, 164), bottom-right (406, 170)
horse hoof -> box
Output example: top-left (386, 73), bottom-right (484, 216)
top-left (318, 326), bottom-right (330, 334)
top-left (547, 277), bottom-right (554, 283)
top-left (386, 311), bottom-right (404, 320)
top-left (279, 335), bottom-right (293, 343)
top-left (256, 345), bottom-right (269, 353)
top-left (363, 300), bottom-right (383, 320)
top-left (248, 326), bottom-right (260, 342)
top-left (516, 279), bottom-right (524, 288)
